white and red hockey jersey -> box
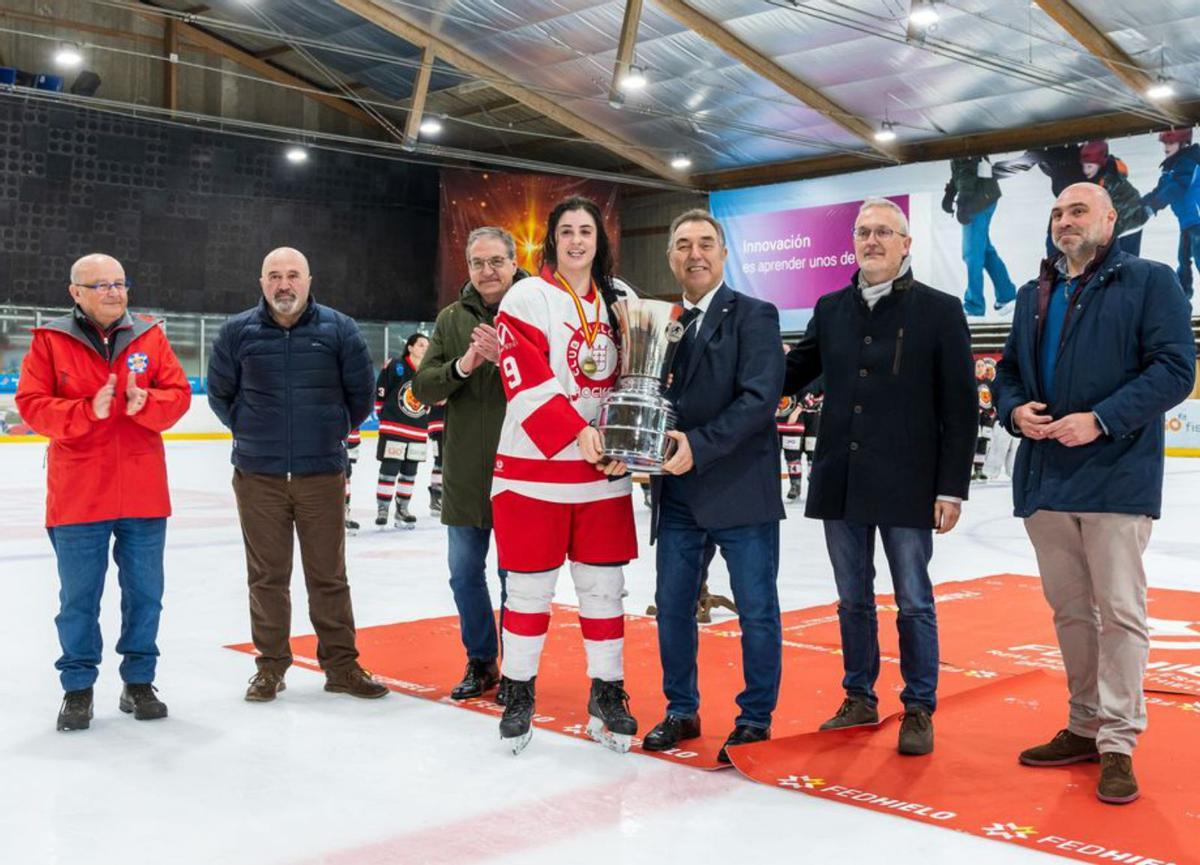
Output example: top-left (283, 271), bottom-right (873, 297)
top-left (492, 266), bottom-right (633, 504)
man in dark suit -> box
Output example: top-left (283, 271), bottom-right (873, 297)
top-left (785, 198), bottom-right (976, 756)
top-left (641, 209), bottom-right (786, 764)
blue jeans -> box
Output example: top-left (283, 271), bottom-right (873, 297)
top-left (1177, 225), bottom-right (1200, 299)
top-left (655, 486), bottom-right (782, 728)
top-left (447, 525), bottom-right (507, 662)
top-left (962, 201), bottom-right (1016, 315)
top-left (823, 520), bottom-right (938, 712)
top-left (47, 518), bottom-right (167, 692)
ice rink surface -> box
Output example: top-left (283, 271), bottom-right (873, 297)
top-left (2, 440), bottom-right (1197, 865)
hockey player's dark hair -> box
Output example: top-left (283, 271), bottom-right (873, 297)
top-left (541, 195), bottom-right (621, 343)
top-left (403, 331), bottom-right (428, 359)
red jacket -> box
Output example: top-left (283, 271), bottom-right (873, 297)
top-left (16, 310), bottom-right (192, 527)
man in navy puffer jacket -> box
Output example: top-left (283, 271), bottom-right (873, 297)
top-left (995, 185), bottom-right (1194, 805)
top-left (208, 247), bottom-right (387, 703)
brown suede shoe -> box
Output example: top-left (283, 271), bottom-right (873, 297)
top-left (819, 697), bottom-right (880, 731)
top-left (1018, 729), bottom-right (1100, 766)
top-left (897, 706), bottom-right (934, 756)
top-left (245, 670), bottom-right (286, 703)
top-left (1097, 752), bottom-right (1140, 804)
top-left (325, 665), bottom-right (389, 699)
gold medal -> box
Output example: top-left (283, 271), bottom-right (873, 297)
top-left (551, 268), bottom-right (605, 377)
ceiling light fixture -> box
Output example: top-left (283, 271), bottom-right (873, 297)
top-left (1146, 77), bottom-right (1175, 100)
top-left (874, 122), bottom-right (897, 143)
top-left (55, 43), bottom-right (83, 68)
top-left (285, 146), bottom-right (308, 164)
top-left (670, 155), bottom-right (693, 170)
top-left (419, 118), bottom-right (443, 135)
top-left (620, 65), bottom-right (647, 91)
top-left (908, 0), bottom-right (939, 28)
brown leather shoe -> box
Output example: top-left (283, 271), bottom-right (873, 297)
top-left (325, 665), bottom-right (389, 699)
top-left (1097, 752), bottom-right (1140, 804)
top-left (819, 697), bottom-right (880, 731)
top-left (898, 706), bottom-right (934, 756)
top-left (1019, 729), bottom-right (1100, 766)
top-left (245, 670), bottom-right (286, 703)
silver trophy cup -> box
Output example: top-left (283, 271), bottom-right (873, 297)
top-left (597, 297), bottom-right (693, 473)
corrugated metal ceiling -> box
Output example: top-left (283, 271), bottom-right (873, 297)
top-left (150, 0), bottom-right (1200, 182)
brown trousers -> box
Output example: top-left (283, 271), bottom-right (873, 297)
top-left (233, 470), bottom-right (359, 675)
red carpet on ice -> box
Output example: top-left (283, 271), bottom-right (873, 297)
top-left (227, 574), bottom-right (1200, 863)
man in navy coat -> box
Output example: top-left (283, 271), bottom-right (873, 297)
top-left (995, 183), bottom-right (1194, 804)
top-left (641, 210), bottom-right (786, 763)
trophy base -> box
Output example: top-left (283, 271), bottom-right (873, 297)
top-left (597, 393), bottom-right (676, 477)
top-left (603, 449), bottom-right (669, 475)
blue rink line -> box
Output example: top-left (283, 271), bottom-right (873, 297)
top-left (0, 536), bottom-right (246, 564)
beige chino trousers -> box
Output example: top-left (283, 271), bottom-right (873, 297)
top-left (1023, 510), bottom-right (1152, 755)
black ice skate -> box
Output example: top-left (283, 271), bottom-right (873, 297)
top-left (586, 678), bottom-right (637, 753)
top-left (394, 499), bottom-right (417, 530)
top-left (429, 488), bottom-right (443, 514)
top-left (345, 506), bottom-right (359, 536)
top-left (499, 676), bottom-right (535, 755)
top-left (786, 478), bottom-right (802, 501)
top-left (374, 500), bottom-right (389, 527)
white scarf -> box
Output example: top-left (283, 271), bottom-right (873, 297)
top-left (858, 256), bottom-right (913, 310)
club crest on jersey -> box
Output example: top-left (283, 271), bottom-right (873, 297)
top-left (978, 383), bottom-right (993, 410)
top-left (397, 381), bottom-right (428, 418)
top-left (565, 323), bottom-right (618, 387)
top-left (127, 352), bottom-right (149, 373)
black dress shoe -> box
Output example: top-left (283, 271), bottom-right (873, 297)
top-left (450, 659), bottom-right (500, 700)
top-left (642, 714), bottom-right (702, 751)
top-left (717, 724), bottom-right (770, 764)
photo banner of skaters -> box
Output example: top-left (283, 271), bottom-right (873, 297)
top-left (436, 169), bottom-right (620, 309)
top-left (711, 126), bottom-right (1200, 333)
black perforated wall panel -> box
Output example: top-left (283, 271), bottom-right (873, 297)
top-left (0, 97), bottom-right (440, 320)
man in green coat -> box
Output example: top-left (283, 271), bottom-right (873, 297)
top-left (414, 226), bottom-right (527, 701)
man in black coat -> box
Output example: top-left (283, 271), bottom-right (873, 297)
top-left (207, 247), bottom-right (386, 704)
top-left (785, 198), bottom-right (976, 756)
top-left (640, 209), bottom-right (786, 764)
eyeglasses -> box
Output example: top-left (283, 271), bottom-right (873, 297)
top-left (852, 227), bottom-right (905, 241)
top-left (468, 256), bottom-right (513, 272)
top-left (74, 280), bottom-right (131, 292)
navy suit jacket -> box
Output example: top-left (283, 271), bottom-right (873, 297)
top-left (650, 283), bottom-right (786, 541)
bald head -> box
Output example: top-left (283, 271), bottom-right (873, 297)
top-left (259, 246), bottom-right (312, 326)
top-left (1051, 182), bottom-right (1117, 271)
top-left (71, 253), bottom-right (123, 286)
top-left (262, 247), bottom-right (310, 278)
top-left (68, 253), bottom-right (128, 328)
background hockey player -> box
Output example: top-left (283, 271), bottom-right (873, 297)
top-left (973, 358), bottom-right (997, 481)
top-left (374, 333), bottom-right (431, 529)
top-left (776, 393), bottom-right (805, 501)
top-left (490, 196), bottom-right (638, 755)
top-left (344, 428), bottom-right (361, 533)
top-left (427, 403), bottom-right (445, 513)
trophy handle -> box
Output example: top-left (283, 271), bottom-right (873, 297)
top-left (663, 434), bottom-right (679, 462)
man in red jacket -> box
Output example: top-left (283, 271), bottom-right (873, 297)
top-left (16, 253), bottom-right (191, 732)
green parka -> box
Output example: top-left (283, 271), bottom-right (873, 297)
top-left (412, 276), bottom-right (526, 528)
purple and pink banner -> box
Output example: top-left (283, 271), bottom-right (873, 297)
top-left (716, 195), bottom-right (908, 325)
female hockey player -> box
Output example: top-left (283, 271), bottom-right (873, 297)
top-left (490, 196), bottom-right (638, 755)
top-left (374, 333), bottom-right (431, 529)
